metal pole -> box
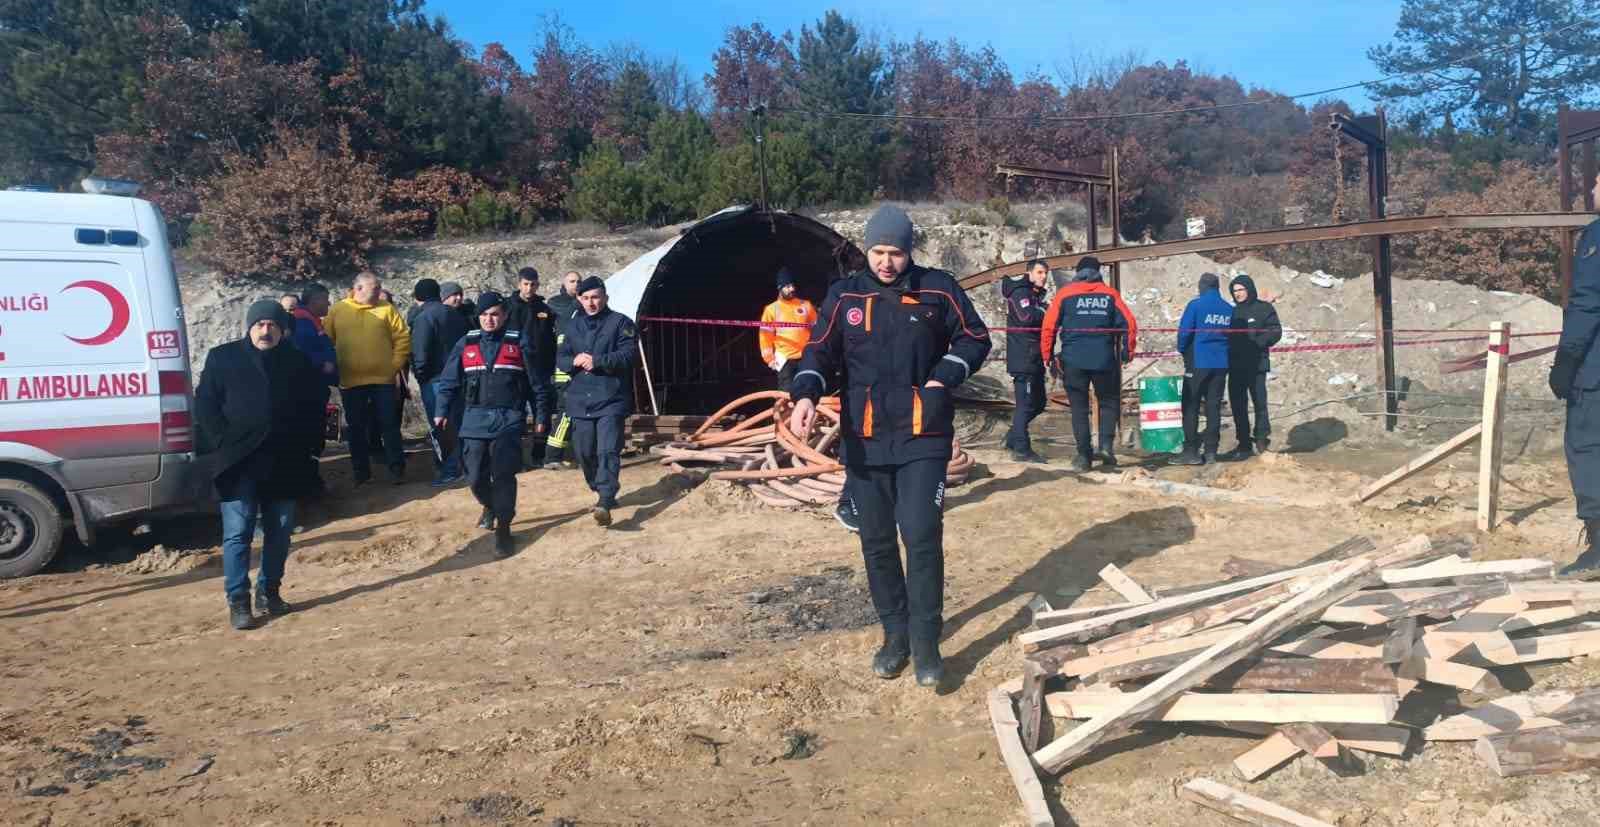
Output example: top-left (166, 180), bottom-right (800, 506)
top-left (638, 338), bottom-right (660, 416)
top-left (1364, 108), bottom-right (1398, 432)
top-left (1087, 183), bottom-right (1099, 253)
top-left (1109, 146), bottom-right (1123, 293)
top-left (753, 105), bottom-right (770, 211)
top-left (1561, 105), bottom-right (1576, 307)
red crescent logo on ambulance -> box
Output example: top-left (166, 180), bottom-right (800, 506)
top-left (61, 280), bottom-right (131, 345)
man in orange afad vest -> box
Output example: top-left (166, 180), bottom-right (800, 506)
top-left (759, 268), bottom-right (816, 391)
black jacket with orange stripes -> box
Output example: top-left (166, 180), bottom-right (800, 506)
top-left (999, 276), bottom-right (1048, 375)
top-left (791, 264), bottom-right (992, 466)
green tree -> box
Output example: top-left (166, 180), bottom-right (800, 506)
top-left (786, 11), bottom-right (891, 205)
top-left (639, 111), bottom-right (715, 223)
top-left (568, 141), bottom-right (644, 228)
top-left (602, 61), bottom-right (662, 159)
top-left (1368, 0), bottom-right (1600, 136)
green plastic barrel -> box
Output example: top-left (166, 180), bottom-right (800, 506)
top-left (1139, 376), bottom-right (1184, 453)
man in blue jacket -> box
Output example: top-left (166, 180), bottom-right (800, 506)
top-left (290, 283), bottom-right (338, 494)
top-left (433, 292), bottom-right (546, 557)
top-left (1172, 273), bottom-right (1233, 465)
top-left (1552, 178), bottom-right (1600, 576)
top-left (557, 276), bottom-right (638, 527)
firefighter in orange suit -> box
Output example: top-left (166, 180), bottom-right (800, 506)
top-left (760, 268), bottom-right (816, 391)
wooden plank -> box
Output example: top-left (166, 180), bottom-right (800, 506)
top-left (1324, 723), bottom-right (1413, 756)
top-left (1032, 600), bottom-right (1139, 628)
top-left (1233, 733), bottom-right (1302, 781)
top-left (1510, 582), bottom-right (1600, 601)
top-left (1371, 582), bottom-right (1511, 621)
top-left (1017, 659), bottom-right (1048, 753)
top-left (1043, 691), bottom-right (1399, 724)
top-left (1031, 536), bottom-right (1426, 772)
top-left (1207, 658), bottom-right (1398, 694)
top-left (1268, 638), bottom-right (1384, 660)
top-left (1091, 581), bottom-right (1296, 655)
top-left (1179, 778), bottom-right (1335, 827)
top-left (1419, 628), bottom-right (1518, 665)
top-left (1396, 656), bottom-right (1501, 693)
top-left (985, 687), bottom-right (1055, 827)
top-left (1223, 556), bottom-right (1280, 578)
top-left (1478, 321), bottom-right (1509, 531)
top-left (1355, 423), bottom-right (1481, 503)
top-left (1511, 628), bottom-right (1600, 663)
top-left (1019, 560), bottom-right (1340, 652)
top-left (1382, 616), bottom-right (1417, 666)
top-left (1098, 563), bottom-right (1154, 604)
top-left (1061, 624), bottom-right (1246, 678)
top-left (1378, 559), bottom-right (1554, 588)
top-left (1476, 723), bottom-right (1600, 777)
top-left (1425, 688), bottom-right (1600, 741)
top-left (1276, 723), bottom-right (1342, 759)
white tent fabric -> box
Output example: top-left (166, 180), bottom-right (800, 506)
top-left (602, 205), bottom-right (750, 322)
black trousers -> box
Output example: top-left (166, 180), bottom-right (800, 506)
top-left (573, 414), bottom-right (625, 506)
top-left (1182, 369), bottom-right (1228, 453)
top-left (777, 361), bottom-right (800, 391)
top-left (848, 457), bottom-right (947, 645)
top-left (1007, 372), bottom-right (1047, 452)
top-left (342, 384), bottom-right (404, 478)
top-left (461, 428), bottom-right (523, 522)
top-left (1568, 389), bottom-right (1600, 521)
top-left (1228, 369), bottom-right (1271, 444)
top-left (1063, 367), bottom-right (1120, 457)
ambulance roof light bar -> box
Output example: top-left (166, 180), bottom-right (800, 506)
top-left (80, 177), bottom-right (142, 197)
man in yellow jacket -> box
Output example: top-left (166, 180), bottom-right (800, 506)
top-left (759, 269), bottom-right (816, 391)
top-left (324, 271), bottom-right (413, 486)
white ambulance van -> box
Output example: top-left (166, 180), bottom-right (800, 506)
top-left (0, 180), bottom-right (205, 577)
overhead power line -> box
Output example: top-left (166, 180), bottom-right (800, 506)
top-left (767, 15), bottom-right (1597, 126)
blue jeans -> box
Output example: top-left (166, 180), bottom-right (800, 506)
top-left (419, 379), bottom-right (462, 479)
top-left (220, 476), bottom-right (295, 600)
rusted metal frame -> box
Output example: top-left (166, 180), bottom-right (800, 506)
top-left (1331, 110), bottom-right (1397, 431)
top-left (994, 162), bottom-right (1111, 186)
top-left (1110, 146), bottom-right (1123, 293)
top-left (959, 212), bottom-right (1595, 289)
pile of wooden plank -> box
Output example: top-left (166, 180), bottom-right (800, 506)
top-left (986, 534), bottom-right (1600, 826)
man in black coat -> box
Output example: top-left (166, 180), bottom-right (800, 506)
top-left (411, 278), bottom-right (469, 486)
top-left (195, 300), bottom-right (325, 630)
top-left (507, 266), bottom-right (558, 469)
top-left (1000, 259), bottom-right (1050, 462)
top-left (1552, 176), bottom-right (1600, 576)
top-left (543, 271), bottom-right (582, 469)
top-left (1222, 274), bottom-right (1283, 461)
top-left (789, 205), bottom-right (992, 689)
top-left (434, 292), bottom-right (547, 556)
top-left (557, 276), bottom-right (638, 527)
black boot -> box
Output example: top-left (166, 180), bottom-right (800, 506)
top-left (257, 585), bottom-right (292, 617)
top-left (228, 594), bottom-right (254, 630)
top-left (1170, 448), bottom-right (1204, 466)
top-left (1070, 454), bottom-right (1091, 472)
top-left (1203, 448), bottom-right (1219, 465)
top-left (1561, 520), bottom-right (1600, 577)
top-left (871, 631), bottom-right (911, 679)
top-left (1219, 443), bottom-right (1254, 462)
top-left (1255, 436), bottom-right (1272, 454)
top-left (494, 523), bottom-right (515, 557)
top-left (912, 637), bottom-right (944, 689)
top-left (592, 503), bottom-right (613, 527)
top-left (1095, 444), bottom-right (1118, 469)
top-left (476, 508), bottom-right (495, 530)
top-left (1010, 447), bottom-right (1047, 464)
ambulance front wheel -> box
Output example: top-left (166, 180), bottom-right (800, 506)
top-left (0, 478), bottom-right (64, 579)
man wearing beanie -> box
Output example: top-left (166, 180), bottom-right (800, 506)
top-left (1172, 273), bottom-right (1233, 465)
top-left (1222, 273), bottom-right (1282, 461)
top-left (759, 267), bottom-right (816, 389)
top-left (433, 291), bottom-right (547, 556)
top-left (411, 277), bottom-right (469, 485)
top-left (558, 275), bottom-right (638, 526)
top-left (1039, 255), bottom-right (1138, 471)
top-left (195, 300), bottom-right (324, 630)
top-left (788, 205), bottom-right (992, 690)
top-left (506, 266), bottom-right (558, 469)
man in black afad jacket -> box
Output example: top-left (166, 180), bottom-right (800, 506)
top-left (789, 205), bottom-right (992, 690)
top-left (1222, 274), bottom-right (1282, 461)
top-left (1000, 260), bottom-right (1050, 463)
top-left (558, 276), bottom-right (638, 527)
top-left (1551, 185), bottom-right (1600, 576)
top-left (411, 278), bottom-right (469, 486)
top-left (195, 300), bottom-right (325, 631)
top-left (434, 292), bottom-right (546, 557)
top-left (507, 267), bottom-right (558, 469)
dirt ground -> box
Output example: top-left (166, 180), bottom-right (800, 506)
top-left (3, 414), bottom-right (1597, 826)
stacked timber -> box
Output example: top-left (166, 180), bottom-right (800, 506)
top-left (986, 534), bottom-right (1600, 826)
top-left (649, 390), bottom-right (975, 508)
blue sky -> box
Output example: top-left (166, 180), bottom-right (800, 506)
top-left (427, 1), bottom-right (1405, 107)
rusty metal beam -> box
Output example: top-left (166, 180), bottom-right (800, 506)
top-left (959, 212), bottom-right (1596, 289)
top-left (995, 162), bottom-right (1111, 187)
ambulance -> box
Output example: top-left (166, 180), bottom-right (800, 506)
top-left (0, 179), bottom-right (205, 577)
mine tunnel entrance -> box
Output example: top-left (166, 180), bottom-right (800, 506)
top-left (617, 208), bottom-right (865, 414)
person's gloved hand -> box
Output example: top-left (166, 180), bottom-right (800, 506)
top-left (1551, 350), bottom-right (1580, 400)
